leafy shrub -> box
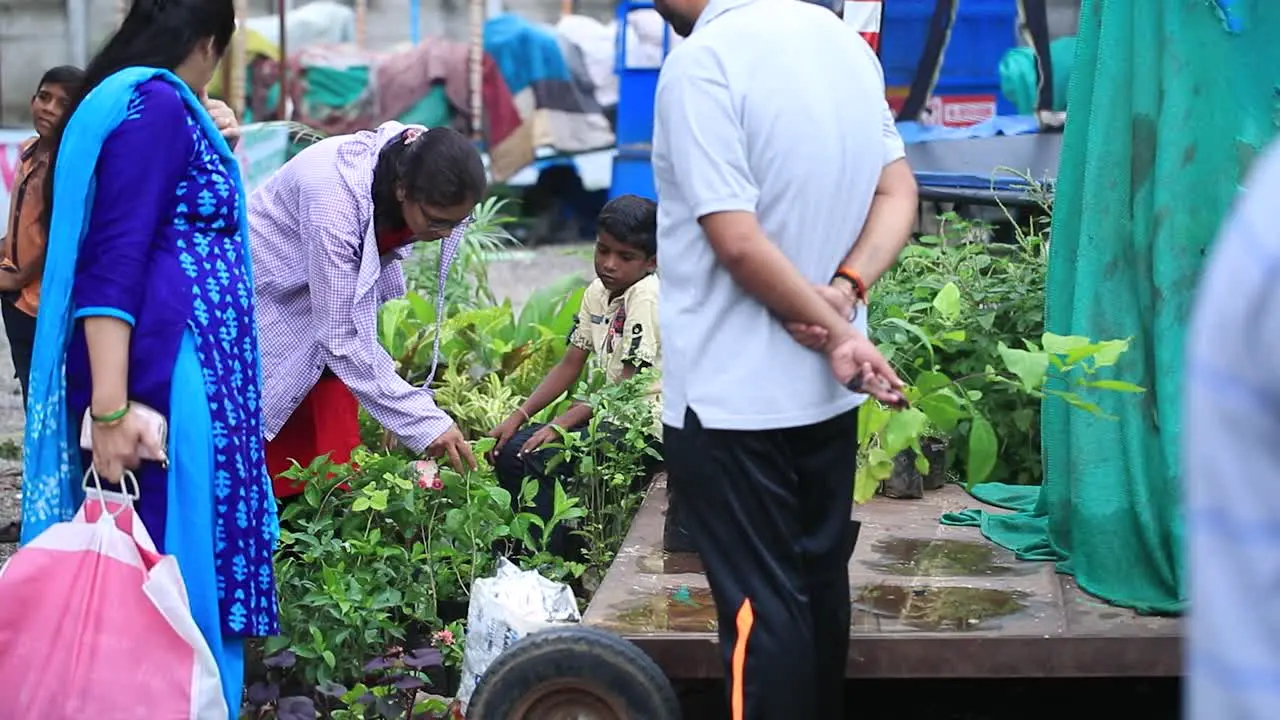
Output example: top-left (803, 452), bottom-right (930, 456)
top-left (860, 213), bottom-right (1143, 495)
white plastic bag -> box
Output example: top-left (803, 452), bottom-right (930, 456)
top-left (457, 558), bottom-right (582, 712)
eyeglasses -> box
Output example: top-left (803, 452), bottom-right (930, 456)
top-left (420, 212), bottom-right (473, 235)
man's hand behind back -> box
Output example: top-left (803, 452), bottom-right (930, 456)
top-left (785, 284), bottom-right (856, 349)
top-left (781, 282), bottom-right (904, 406)
top-left (826, 332), bottom-right (906, 407)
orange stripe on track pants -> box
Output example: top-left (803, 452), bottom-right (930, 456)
top-left (731, 598), bottom-right (755, 720)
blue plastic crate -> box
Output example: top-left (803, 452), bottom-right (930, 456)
top-left (609, 149), bottom-right (657, 201)
top-left (614, 1), bottom-right (674, 149)
top-left (879, 0), bottom-right (1019, 90)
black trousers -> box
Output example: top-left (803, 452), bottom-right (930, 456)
top-left (493, 422), bottom-right (587, 558)
top-left (1, 297), bottom-right (36, 408)
top-left (493, 422), bottom-right (661, 559)
top-left (665, 406), bottom-right (859, 720)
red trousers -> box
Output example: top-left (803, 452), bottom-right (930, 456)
top-left (266, 374), bottom-right (362, 498)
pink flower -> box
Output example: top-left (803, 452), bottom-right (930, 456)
top-left (414, 459), bottom-right (441, 491)
top-left (433, 629), bottom-right (456, 646)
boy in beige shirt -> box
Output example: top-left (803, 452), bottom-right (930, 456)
top-left (489, 194), bottom-right (668, 556)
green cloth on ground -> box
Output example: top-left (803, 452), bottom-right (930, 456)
top-left (941, 484), bottom-right (1055, 562)
top-left (943, 0), bottom-right (1280, 616)
top-left (998, 37), bottom-right (1075, 114)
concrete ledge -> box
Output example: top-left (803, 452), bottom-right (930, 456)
top-left (583, 477), bottom-right (1181, 680)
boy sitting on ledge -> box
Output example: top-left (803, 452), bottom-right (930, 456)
top-left (488, 194), bottom-right (686, 556)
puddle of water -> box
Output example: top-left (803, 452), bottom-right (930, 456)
top-left (868, 537), bottom-right (1027, 577)
top-left (605, 586), bottom-right (719, 633)
top-left (635, 551), bottom-right (704, 575)
top-left (601, 581), bottom-right (1028, 635)
top-left (853, 584), bottom-right (1029, 632)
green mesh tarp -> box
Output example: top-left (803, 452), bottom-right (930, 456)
top-left (941, 0), bottom-right (1280, 614)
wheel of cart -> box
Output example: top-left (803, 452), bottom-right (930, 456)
top-left (467, 625), bottom-right (680, 719)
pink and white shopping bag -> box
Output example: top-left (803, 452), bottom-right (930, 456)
top-left (0, 473), bottom-right (226, 719)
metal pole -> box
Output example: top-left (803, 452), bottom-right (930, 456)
top-left (469, 0), bottom-right (484, 140)
top-left (355, 0), bottom-right (367, 47)
top-left (229, 2), bottom-right (247, 118)
top-left (277, 0), bottom-right (289, 120)
top-left (66, 0), bottom-right (89, 67)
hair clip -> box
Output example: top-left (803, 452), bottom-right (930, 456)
top-left (403, 128), bottom-right (424, 144)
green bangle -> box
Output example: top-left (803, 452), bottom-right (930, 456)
top-left (91, 403), bottom-right (131, 424)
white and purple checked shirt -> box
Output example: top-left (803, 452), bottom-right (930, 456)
top-left (1186, 141), bottom-right (1280, 720)
top-left (248, 121), bottom-right (462, 452)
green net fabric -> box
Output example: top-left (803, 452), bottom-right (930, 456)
top-left (941, 0), bottom-right (1280, 614)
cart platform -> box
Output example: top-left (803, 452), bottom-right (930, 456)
top-left (583, 476), bottom-right (1180, 680)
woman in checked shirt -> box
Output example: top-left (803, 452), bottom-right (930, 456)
top-left (248, 125), bottom-right (487, 498)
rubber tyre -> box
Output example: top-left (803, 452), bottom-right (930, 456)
top-left (467, 625), bottom-right (680, 720)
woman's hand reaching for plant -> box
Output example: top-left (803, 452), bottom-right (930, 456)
top-left (91, 407), bottom-right (164, 483)
top-left (428, 423), bottom-right (478, 473)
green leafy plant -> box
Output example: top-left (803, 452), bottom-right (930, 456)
top-left (854, 329), bottom-right (1144, 502)
top-left (375, 274), bottom-right (587, 436)
top-left (509, 478), bottom-right (590, 584)
top-left (533, 368), bottom-right (663, 590)
top-left (869, 215), bottom-right (1049, 484)
top-left (267, 443), bottom-right (515, 687)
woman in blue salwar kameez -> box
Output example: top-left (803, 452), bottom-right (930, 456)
top-left (20, 0), bottom-right (279, 713)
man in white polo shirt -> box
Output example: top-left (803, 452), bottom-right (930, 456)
top-left (651, 0), bottom-right (917, 715)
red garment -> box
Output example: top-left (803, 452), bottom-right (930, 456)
top-left (266, 374), bottom-right (362, 498)
top-left (376, 225), bottom-right (416, 256)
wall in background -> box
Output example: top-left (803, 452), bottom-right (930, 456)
top-left (0, 0), bottom-right (1080, 125)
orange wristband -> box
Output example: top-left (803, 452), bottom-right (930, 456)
top-left (833, 266), bottom-right (868, 302)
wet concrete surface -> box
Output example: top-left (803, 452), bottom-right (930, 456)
top-left (585, 476), bottom-right (1182, 679)
top-left (867, 536), bottom-right (1038, 577)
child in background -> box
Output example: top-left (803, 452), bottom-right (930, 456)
top-left (488, 194), bottom-right (664, 556)
top-left (0, 65), bottom-right (84, 543)
top-left (0, 66), bottom-right (83, 406)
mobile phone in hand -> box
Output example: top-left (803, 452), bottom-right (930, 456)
top-left (845, 375), bottom-right (910, 409)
